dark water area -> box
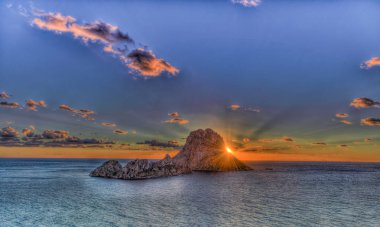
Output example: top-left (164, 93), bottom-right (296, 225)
top-left (1, 159), bottom-right (380, 226)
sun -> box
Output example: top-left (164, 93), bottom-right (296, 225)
top-left (226, 146), bottom-right (233, 154)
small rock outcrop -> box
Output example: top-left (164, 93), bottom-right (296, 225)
top-left (90, 129), bottom-right (252, 180)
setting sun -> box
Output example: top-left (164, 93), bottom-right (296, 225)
top-left (226, 147), bottom-right (233, 154)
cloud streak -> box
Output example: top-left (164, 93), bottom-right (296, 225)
top-left (361, 57), bottom-right (380, 69)
top-left (32, 10), bottom-right (178, 77)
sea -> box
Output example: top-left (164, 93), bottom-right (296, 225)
top-left (0, 159), bottom-right (379, 226)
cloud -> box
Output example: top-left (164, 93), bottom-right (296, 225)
top-left (335, 113), bottom-right (349, 118)
top-left (113, 129), bottom-right (129, 135)
top-left (281, 136), bottom-right (294, 142)
top-left (25, 99), bottom-right (47, 111)
top-left (0, 101), bottom-right (20, 108)
top-left (361, 117), bottom-right (380, 126)
top-left (22, 127), bottom-right (35, 137)
top-left (312, 142), bottom-right (327, 146)
top-left (101, 122), bottom-right (117, 127)
top-left (59, 104), bottom-right (95, 120)
top-left (340, 120), bottom-right (352, 125)
top-left (42, 130), bottom-right (69, 139)
top-left (339, 144), bottom-right (348, 148)
top-left (164, 118), bottom-right (189, 125)
top-left (232, 0), bottom-right (261, 7)
top-left (361, 57), bottom-right (380, 69)
top-left (168, 112), bottom-right (179, 117)
top-left (350, 98), bottom-right (380, 108)
top-left (0, 92), bottom-right (10, 99)
top-left (136, 139), bottom-right (180, 148)
top-left (228, 104), bottom-right (260, 113)
top-left (229, 104), bottom-right (241, 111)
top-left (1, 127), bottom-right (19, 138)
top-left (33, 12), bottom-right (75, 33)
top-left (32, 11), bottom-right (178, 77)
top-left (242, 138), bottom-right (250, 143)
top-left (123, 48), bottom-right (179, 77)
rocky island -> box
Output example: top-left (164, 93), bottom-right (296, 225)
top-left (90, 128), bottom-right (252, 180)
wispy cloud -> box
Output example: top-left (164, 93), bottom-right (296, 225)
top-left (32, 10), bottom-right (178, 77)
top-left (232, 0), bottom-right (261, 7)
top-left (361, 57), bottom-right (380, 69)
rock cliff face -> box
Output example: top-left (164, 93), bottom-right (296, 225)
top-left (90, 128), bottom-right (252, 180)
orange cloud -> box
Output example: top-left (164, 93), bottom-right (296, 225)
top-left (164, 118), bottom-right (189, 125)
top-left (32, 11), bottom-right (178, 77)
top-left (123, 48), bottom-right (179, 77)
top-left (335, 113), bottom-right (349, 118)
top-left (340, 120), bottom-right (352, 125)
top-left (230, 104), bottom-right (241, 111)
top-left (361, 117), bottom-right (380, 126)
top-left (361, 57), bottom-right (380, 69)
top-left (350, 97), bottom-right (380, 108)
top-left (33, 13), bottom-right (75, 33)
top-left (25, 99), bottom-right (47, 111)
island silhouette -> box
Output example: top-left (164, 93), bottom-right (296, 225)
top-left (90, 128), bottom-right (252, 179)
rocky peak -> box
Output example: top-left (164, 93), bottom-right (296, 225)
top-left (90, 128), bottom-right (251, 180)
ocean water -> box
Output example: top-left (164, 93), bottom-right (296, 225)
top-left (0, 159), bottom-right (380, 226)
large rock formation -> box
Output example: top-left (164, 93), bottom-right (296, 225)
top-left (90, 128), bottom-right (252, 180)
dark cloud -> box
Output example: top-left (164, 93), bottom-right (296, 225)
top-left (1, 127), bottom-right (19, 138)
top-left (25, 99), bottom-right (47, 111)
top-left (312, 142), bottom-right (327, 146)
top-left (136, 139), bottom-right (180, 148)
top-left (361, 117), bottom-right (380, 126)
top-left (113, 129), bottom-right (128, 135)
top-left (0, 92), bottom-right (10, 99)
top-left (123, 48), bottom-right (179, 77)
top-left (0, 101), bottom-right (20, 108)
top-left (350, 98), bottom-right (380, 108)
top-left (42, 130), bottom-right (69, 139)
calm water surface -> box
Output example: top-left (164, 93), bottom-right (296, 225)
top-left (0, 159), bottom-right (380, 226)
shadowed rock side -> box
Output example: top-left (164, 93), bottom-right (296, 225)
top-left (90, 129), bottom-right (252, 180)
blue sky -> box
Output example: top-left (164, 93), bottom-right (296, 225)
top-left (1, 0), bottom-right (380, 158)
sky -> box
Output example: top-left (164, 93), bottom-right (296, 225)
top-left (1, 0), bottom-right (380, 161)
